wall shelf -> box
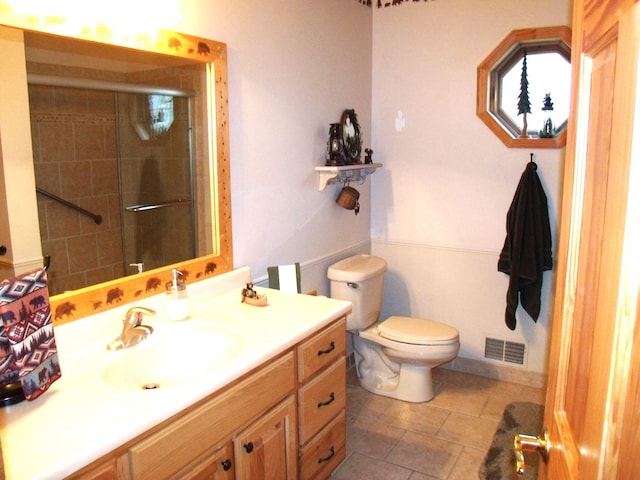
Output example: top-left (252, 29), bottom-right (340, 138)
top-left (314, 163), bottom-right (382, 191)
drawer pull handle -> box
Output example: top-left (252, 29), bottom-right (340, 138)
top-left (318, 446), bottom-right (336, 464)
top-left (318, 392), bottom-right (335, 408)
top-left (221, 459), bottom-right (232, 471)
top-left (244, 442), bottom-right (254, 453)
top-left (317, 341), bottom-right (336, 356)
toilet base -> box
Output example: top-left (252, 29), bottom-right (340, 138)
top-left (358, 362), bottom-right (435, 403)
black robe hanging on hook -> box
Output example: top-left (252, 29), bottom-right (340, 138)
top-left (498, 161), bottom-right (552, 330)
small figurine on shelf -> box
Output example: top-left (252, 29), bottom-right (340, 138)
top-left (539, 93), bottom-right (555, 138)
top-left (241, 282), bottom-right (268, 306)
top-left (364, 148), bottom-right (374, 164)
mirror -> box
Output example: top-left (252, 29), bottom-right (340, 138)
top-left (27, 33), bottom-right (214, 296)
top-left (477, 26), bottom-right (572, 148)
top-left (0, 16), bottom-right (232, 324)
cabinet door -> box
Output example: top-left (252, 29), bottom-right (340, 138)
top-left (67, 461), bottom-right (118, 480)
top-left (66, 455), bottom-right (129, 480)
top-left (234, 396), bottom-right (297, 480)
top-left (174, 443), bottom-right (234, 480)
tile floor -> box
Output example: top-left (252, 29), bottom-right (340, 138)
top-left (331, 366), bottom-right (546, 480)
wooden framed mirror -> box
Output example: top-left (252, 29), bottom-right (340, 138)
top-left (0, 10), bottom-right (232, 325)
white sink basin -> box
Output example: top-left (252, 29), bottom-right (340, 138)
top-left (102, 321), bottom-right (243, 390)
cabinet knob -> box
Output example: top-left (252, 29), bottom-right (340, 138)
top-left (221, 459), bottom-right (232, 471)
top-left (243, 442), bottom-right (254, 453)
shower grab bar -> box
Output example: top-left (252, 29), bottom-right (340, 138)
top-left (125, 199), bottom-right (192, 212)
top-left (36, 187), bottom-right (103, 225)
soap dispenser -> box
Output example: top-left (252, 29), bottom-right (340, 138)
top-left (166, 269), bottom-right (188, 321)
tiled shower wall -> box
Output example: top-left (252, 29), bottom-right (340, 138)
top-left (29, 83), bottom-right (124, 296)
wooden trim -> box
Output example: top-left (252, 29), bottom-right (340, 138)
top-left (51, 253), bottom-right (233, 326)
top-left (540, 8), bottom-right (586, 479)
top-left (599, 4), bottom-right (640, 476)
top-left (476, 26), bottom-right (572, 148)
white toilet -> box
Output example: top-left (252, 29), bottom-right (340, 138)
top-left (328, 254), bottom-right (460, 403)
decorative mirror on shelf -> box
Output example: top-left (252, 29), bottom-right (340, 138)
top-left (477, 26), bottom-right (572, 148)
top-left (340, 109), bottom-right (362, 164)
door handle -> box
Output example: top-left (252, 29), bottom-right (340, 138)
top-left (514, 429), bottom-right (550, 475)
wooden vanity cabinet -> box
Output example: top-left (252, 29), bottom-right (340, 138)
top-left (175, 395), bottom-right (297, 480)
top-left (66, 316), bottom-right (348, 480)
top-left (128, 353), bottom-right (296, 480)
top-left (296, 317), bottom-right (347, 480)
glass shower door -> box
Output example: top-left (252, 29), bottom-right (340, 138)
top-left (116, 92), bottom-right (196, 276)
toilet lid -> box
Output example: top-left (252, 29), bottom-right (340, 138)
top-left (378, 316), bottom-right (459, 345)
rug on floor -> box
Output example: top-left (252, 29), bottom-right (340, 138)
top-left (479, 401), bottom-right (544, 480)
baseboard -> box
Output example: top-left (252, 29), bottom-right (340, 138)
top-left (442, 356), bottom-right (547, 389)
top-left (347, 353), bottom-right (546, 389)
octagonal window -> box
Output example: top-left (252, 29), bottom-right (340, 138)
top-left (477, 26), bottom-right (572, 148)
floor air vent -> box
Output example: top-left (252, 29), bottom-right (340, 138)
top-left (484, 337), bottom-right (526, 365)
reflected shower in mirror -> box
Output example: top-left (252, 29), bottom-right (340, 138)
top-left (118, 93), bottom-right (195, 276)
top-left (26, 35), bottom-right (211, 295)
top-left (0, 19), bottom-right (231, 324)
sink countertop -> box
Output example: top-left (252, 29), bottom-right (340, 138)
top-left (0, 267), bottom-right (351, 480)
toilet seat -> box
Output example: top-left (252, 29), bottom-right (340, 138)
top-left (378, 316), bottom-right (458, 346)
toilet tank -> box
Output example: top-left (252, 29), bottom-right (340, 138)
top-left (328, 255), bottom-right (387, 331)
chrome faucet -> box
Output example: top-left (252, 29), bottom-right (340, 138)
top-left (106, 306), bottom-right (156, 351)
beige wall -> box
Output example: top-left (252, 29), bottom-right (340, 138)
top-left (370, 0), bottom-right (572, 376)
top-left (173, 0), bottom-right (374, 286)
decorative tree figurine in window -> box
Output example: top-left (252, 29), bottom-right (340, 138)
top-left (539, 93), bottom-right (555, 138)
top-left (517, 50), bottom-right (531, 138)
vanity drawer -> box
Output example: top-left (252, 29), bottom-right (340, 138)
top-left (297, 317), bottom-right (346, 382)
top-left (129, 352), bottom-right (295, 480)
top-left (299, 411), bottom-right (346, 480)
top-left (298, 357), bottom-right (346, 445)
